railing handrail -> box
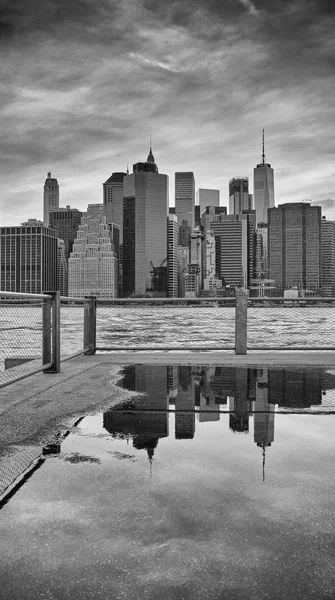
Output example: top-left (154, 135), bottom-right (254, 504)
top-left (0, 291), bottom-right (52, 300)
top-left (248, 297), bottom-right (335, 303)
top-left (95, 297), bottom-right (235, 304)
top-left (2, 292), bottom-right (335, 304)
top-left (60, 296), bottom-right (86, 303)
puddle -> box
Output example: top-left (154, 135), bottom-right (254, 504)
top-left (0, 365), bottom-right (335, 600)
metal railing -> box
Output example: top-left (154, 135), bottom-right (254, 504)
top-left (95, 296), bottom-right (237, 352)
top-left (2, 291), bottom-right (335, 387)
top-left (247, 296), bottom-right (335, 350)
top-left (0, 291), bottom-right (95, 388)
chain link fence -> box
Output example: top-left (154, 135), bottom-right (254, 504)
top-left (1, 292), bottom-right (92, 387)
top-left (0, 294), bottom-right (52, 387)
top-left (248, 299), bottom-right (335, 350)
top-left (2, 294), bottom-right (335, 389)
top-left (95, 301), bottom-right (236, 351)
top-left (60, 300), bottom-right (85, 358)
top-left (95, 298), bottom-right (335, 352)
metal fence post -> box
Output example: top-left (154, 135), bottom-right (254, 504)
top-left (43, 291), bottom-right (60, 373)
top-left (84, 296), bottom-right (96, 355)
top-left (235, 291), bottom-right (248, 355)
top-left (42, 296), bottom-right (52, 366)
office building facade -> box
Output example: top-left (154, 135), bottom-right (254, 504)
top-left (0, 224), bottom-right (58, 293)
top-left (268, 202), bottom-right (321, 295)
top-left (175, 172), bottom-right (195, 233)
top-left (103, 172), bottom-right (127, 235)
top-left (321, 218), bottom-right (335, 296)
top-left (57, 239), bottom-right (68, 296)
top-left (103, 172), bottom-right (127, 295)
top-left (68, 204), bottom-right (118, 298)
top-left (196, 189), bottom-right (220, 214)
top-left (168, 214), bottom-right (179, 297)
top-left (229, 177), bottom-right (251, 215)
top-left (43, 172), bottom-right (59, 227)
top-left (202, 231), bottom-right (223, 294)
top-left (177, 246), bottom-right (189, 297)
top-left (211, 213), bottom-right (256, 289)
top-left (49, 206), bottom-right (82, 259)
top-left (123, 148), bottom-right (169, 297)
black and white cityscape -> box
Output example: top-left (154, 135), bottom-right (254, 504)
top-left (1, 136), bottom-right (334, 299)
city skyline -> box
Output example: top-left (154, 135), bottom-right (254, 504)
top-left (1, 1), bottom-right (334, 225)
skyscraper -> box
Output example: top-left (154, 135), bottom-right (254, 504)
top-left (68, 204), bottom-right (118, 298)
top-left (185, 227), bottom-right (203, 297)
top-left (268, 368), bottom-right (322, 408)
top-left (0, 223), bottom-right (58, 293)
top-left (123, 146), bottom-right (169, 297)
top-left (229, 177), bottom-right (252, 215)
top-left (201, 206), bottom-right (227, 235)
top-left (103, 365), bottom-right (169, 464)
top-left (202, 231), bottom-right (223, 294)
top-left (196, 189), bottom-right (220, 214)
top-left (253, 369), bottom-right (275, 482)
top-left (321, 217), bottom-right (335, 296)
top-left (102, 172), bottom-right (127, 295)
top-left (43, 172), bottom-right (59, 227)
top-left (168, 214), bottom-right (179, 297)
top-left (253, 370), bottom-right (275, 446)
top-left (175, 366), bottom-right (195, 439)
top-left (57, 239), bottom-right (68, 296)
top-left (49, 206), bottom-right (82, 259)
top-left (255, 223), bottom-right (269, 279)
top-left (103, 171), bottom-right (127, 232)
top-left (229, 368), bottom-right (250, 433)
top-left (210, 213), bottom-right (256, 289)
top-left (268, 202), bottom-right (321, 294)
top-left (253, 131), bottom-right (275, 225)
top-left (175, 172), bottom-right (195, 233)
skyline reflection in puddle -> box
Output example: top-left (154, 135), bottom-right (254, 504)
top-left (0, 365), bottom-right (334, 600)
top-left (104, 365), bottom-right (335, 480)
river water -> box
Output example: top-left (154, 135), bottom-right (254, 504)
top-left (1, 303), bottom-right (335, 386)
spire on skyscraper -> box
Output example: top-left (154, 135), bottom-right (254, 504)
top-left (262, 444), bottom-right (266, 482)
top-left (262, 129), bottom-right (265, 165)
top-left (257, 442), bottom-right (271, 482)
top-left (147, 134), bottom-right (155, 163)
top-left (258, 129), bottom-right (271, 168)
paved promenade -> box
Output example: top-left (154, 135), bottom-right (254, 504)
top-left (1, 351), bottom-right (335, 450)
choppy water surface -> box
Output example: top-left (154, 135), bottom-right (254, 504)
top-left (96, 304), bottom-right (335, 350)
top-left (0, 365), bottom-right (334, 600)
top-left (1, 304), bottom-right (335, 365)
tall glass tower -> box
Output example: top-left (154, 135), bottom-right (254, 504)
top-left (253, 131), bottom-right (275, 225)
top-left (175, 172), bottom-right (195, 232)
top-left (123, 146), bottom-right (169, 297)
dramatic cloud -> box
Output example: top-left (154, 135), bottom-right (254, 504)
top-left (311, 198), bottom-right (335, 217)
top-left (0, 0), bottom-right (334, 223)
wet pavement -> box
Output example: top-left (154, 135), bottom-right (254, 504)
top-left (0, 364), bottom-right (335, 599)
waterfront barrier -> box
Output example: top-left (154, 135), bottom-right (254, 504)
top-left (1, 291), bottom-right (335, 387)
top-left (0, 291), bottom-right (94, 388)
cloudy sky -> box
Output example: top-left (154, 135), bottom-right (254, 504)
top-left (1, 0), bottom-right (334, 225)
